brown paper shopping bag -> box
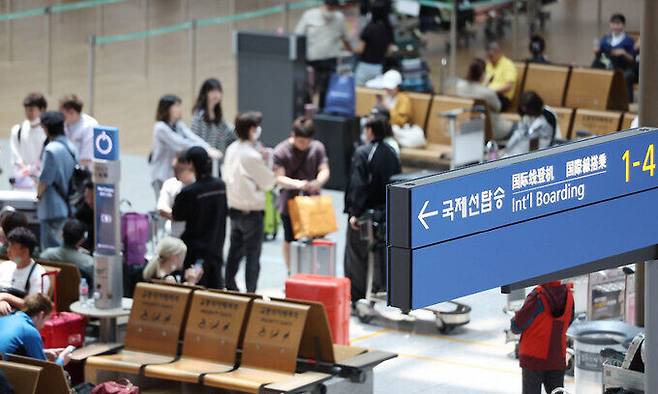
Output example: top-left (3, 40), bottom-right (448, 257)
top-left (287, 195), bottom-right (338, 239)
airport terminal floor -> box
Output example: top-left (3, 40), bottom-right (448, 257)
top-left (0, 0), bottom-right (653, 393)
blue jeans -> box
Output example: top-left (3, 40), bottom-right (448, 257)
top-left (40, 218), bottom-right (66, 250)
top-left (355, 62), bottom-right (383, 86)
top-left (225, 210), bottom-right (264, 293)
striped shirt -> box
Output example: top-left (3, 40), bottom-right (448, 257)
top-left (191, 110), bottom-right (236, 154)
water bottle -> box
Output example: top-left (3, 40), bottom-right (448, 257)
top-left (79, 278), bottom-right (89, 306)
top-left (485, 140), bottom-right (499, 161)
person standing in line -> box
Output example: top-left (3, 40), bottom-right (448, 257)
top-left (191, 78), bottom-right (236, 157)
top-left (149, 94), bottom-right (220, 200)
top-left (9, 93), bottom-right (48, 190)
top-left (295, 0), bottom-right (353, 110)
top-left (59, 95), bottom-right (97, 168)
top-left (172, 147), bottom-right (227, 289)
top-left (273, 117), bottom-right (330, 273)
top-left (511, 281), bottom-right (574, 394)
top-left (354, 0), bottom-right (395, 86)
top-left (344, 115), bottom-right (400, 302)
top-left (222, 112), bottom-right (276, 293)
top-left (158, 152), bottom-right (195, 238)
top-left (36, 112), bottom-right (77, 250)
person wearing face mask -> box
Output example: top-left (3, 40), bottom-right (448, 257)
top-left (142, 237), bottom-right (202, 285)
top-left (191, 78), bottom-right (236, 157)
top-left (505, 91), bottom-right (560, 157)
top-left (273, 117), bottom-right (330, 273)
top-left (158, 152), bottom-right (196, 238)
top-left (344, 115), bottom-right (400, 303)
top-left (295, 0), bottom-right (353, 111)
top-left (172, 147), bottom-right (227, 289)
top-left (0, 228), bottom-right (50, 297)
top-left (594, 13), bottom-right (636, 101)
top-left (9, 93), bottom-right (48, 190)
top-left (149, 94), bottom-right (221, 200)
top-left (222, 112), bottom-right (276, 293)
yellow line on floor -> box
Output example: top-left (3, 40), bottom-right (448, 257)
top-left (397, 352), bottom-right (521, 376)
top-left (350, 328), bottom-right (392, 343)
top-left (350, 324), bottom-right (510, 351)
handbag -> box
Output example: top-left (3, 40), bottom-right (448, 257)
top-left (287, 195), bottom-right (338, 239)
top-left (92, 379), bottom-right (140, 394)
top-left (392, 124), bottom-right (427, 148)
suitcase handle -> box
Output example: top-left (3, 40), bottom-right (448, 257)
top-left (41, 270), bottom-right (60, 311)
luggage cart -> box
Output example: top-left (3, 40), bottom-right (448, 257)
top-left (353, 209), bottom-right (471, 334)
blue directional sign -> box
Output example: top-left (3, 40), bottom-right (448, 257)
top-left (93, 126), bottom-right (119, 161)
top-left (387, 128), bottom-right (658, 311)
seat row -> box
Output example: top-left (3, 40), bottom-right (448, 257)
top-left (356, 87), bottom-right (636, 170)
top-left (84, 283), bottom-right (394, 394)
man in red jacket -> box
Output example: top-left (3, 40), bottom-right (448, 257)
top-left (511, 281), bottom-right (575, 394)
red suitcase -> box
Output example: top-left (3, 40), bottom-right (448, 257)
top-left (285, 274), bottom-right (351, 345)
top-left (40, 271), bottom-right (86, 348)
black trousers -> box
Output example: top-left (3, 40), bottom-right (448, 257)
top-left (522, 369), bottom-right (565, 394)
top-left (184, 250), bottom-right (223, 289)
top-left (225, 209), bottom-right (264, 293)
top-left (498, 93), bottom-right (512, 112)
top-left (308, 58), bottom-right (337, 111)
top-left (344, 223), bottom-right (386, 302)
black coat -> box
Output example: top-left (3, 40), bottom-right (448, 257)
top-left (344, 140), bottom-right (401, 218)
top-left (172, 176), bottom-right (227, 258)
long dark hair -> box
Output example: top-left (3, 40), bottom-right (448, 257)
top-left (194, 78), bottom-right (223, 125)
top-left (156, 95), bottom-right (181, 124)
top-left (369, 0), bottom-right (393, 35)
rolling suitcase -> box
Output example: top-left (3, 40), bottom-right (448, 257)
top-left (121, 212), bottom-right (149, 265)
top-left (290, 239), bottom-right (336, 276)
top-left (40, 271), bottom-right (86, 348)
top-left (285, 274), bottom-right (350, 345)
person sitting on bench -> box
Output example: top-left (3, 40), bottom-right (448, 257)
top-left (142, 237), bottom-right (202, 285)
top-left (485, 41), bottom-right (518, 112)
top-left (505, 91), bottom-right (560, 157)
top-left (0, 228), bottom-right (50, 297)
top-left (40, 218), bottom-right (94, 289)
top-left (0, 293), bottom-right (70, 365)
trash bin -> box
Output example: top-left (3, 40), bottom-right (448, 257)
top-left (567, 320), bottom-right (643, 394)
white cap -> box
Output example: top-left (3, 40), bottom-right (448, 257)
top-left (380, 69), bottom-right (402, 90)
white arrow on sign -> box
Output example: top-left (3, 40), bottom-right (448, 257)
top-left (418, 200), bottom-right (439, 230)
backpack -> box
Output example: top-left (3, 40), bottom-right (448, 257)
top-left (51, 140), bottom-right (91, 217)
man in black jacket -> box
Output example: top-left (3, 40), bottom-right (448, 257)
top-left (344, 115), bottom-right (401, 302)
top-left (172, 147), bottom-right (227, 289)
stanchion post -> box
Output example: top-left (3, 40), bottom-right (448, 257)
top-left (88, 35), bottom-right (96, 116)
top-left (96, 4), bottom-right (104, 37)
top-left (449, 1), bottom-right (457, 78)
top-left (512, 0), bottom-right (518, 58)
top-left (143, 0), bottom-right (149, 78)
top-left (6, 0), bottom-right (12, 63)
top-left (189, 19), bottom-right (197, 103)
top-left (283, 1), bottom-right (290, 33)
top-left (45, 5), bottom-right (53, 95)
top-left (596, 0), bottom-right (603, 39)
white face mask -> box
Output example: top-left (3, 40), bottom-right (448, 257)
top-left (252, 126), bottom-right (262, 142)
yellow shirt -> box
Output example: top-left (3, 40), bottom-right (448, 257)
top-left (390, 92), bottom-right (413, 126)
top-left (486, 56), bottom-right (517, 100)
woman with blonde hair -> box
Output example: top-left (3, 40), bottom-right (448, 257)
top-left (142, 237), bottom-right (202, 285)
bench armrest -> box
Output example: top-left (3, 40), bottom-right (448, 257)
top-left (261, 372), bottom-right (332, 394)
top-left (70, 343), bottom-right (123, 362)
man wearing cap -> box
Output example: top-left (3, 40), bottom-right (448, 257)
top-left (172, 146), bottom-right (227, 289)
top-left (295, 0), bottom-right (352, 110)
top-left (511, 281), bottom-right (575, 394)
top-left (36, 111), bottom-right (78, 250)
